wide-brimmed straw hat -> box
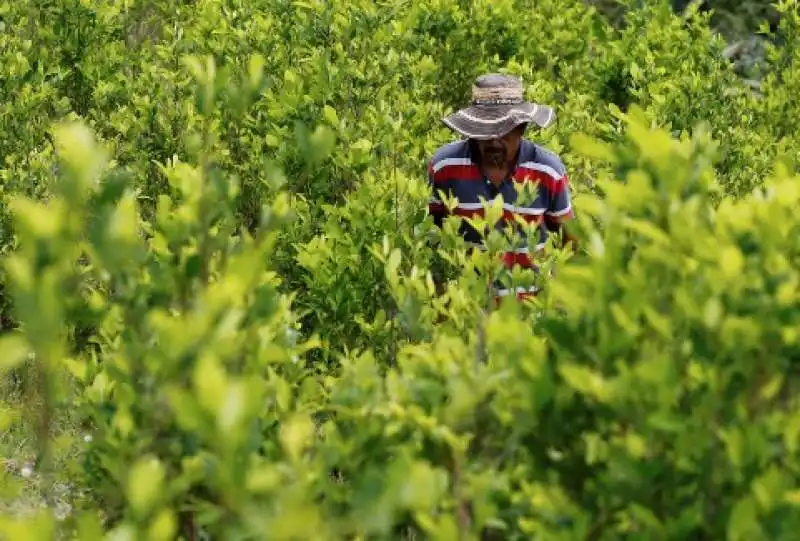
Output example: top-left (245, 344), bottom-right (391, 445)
top-left (442, 73), bottom-right (556, 140)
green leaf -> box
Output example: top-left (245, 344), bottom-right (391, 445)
top-left (307, 124), bottom-right (336, 164)
top-left (108, 191), bottom-right (140, 244)
top-left (719, 245), bottom-right (744, 278)
top-left (218, 379), bottom-right (247, 439)
top-left (51, 120), bottom-right (108, 199)
top-left (398, 461), bottom-right (447, 511)
top-left (246, 464), bottom-right (283, 493)
top-left (0, 511), bottom-right (55, 541)
top-left (569, 132), bottom-right (616, 162)
top-left (386, 248), bottom-right (401, 280)
top-left (248, 54), bottom-right (266, 90)
top-left (728, 497), bottom-right (763, 541)
top-left (559, 362), bottom-right (613, 403)
top-left (146, 509), bottom-right (177, 541)
top-left (0, 334), bottom-right (29, 374)
top-left (280, 414), bottom-right (314, 462)
top-left (194, 353), bottom-right (228, 416)
top-left (9, 198), bottom-right (62, 241)
top-left (126, 456), bottom-right (166, 518)
top-left (350, 138), bottom-right (373, 165)
top-left (74, 512), bottom-right (105, 541)
top-left (104, 523), bottom-right (137, 541)
top-left (323, 105), bottom-right (339, 126)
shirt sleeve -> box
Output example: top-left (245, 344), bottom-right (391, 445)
top-left (544, 172), bottom-right (574, 229)
top-left (427, 159), bottom-right (447, 228)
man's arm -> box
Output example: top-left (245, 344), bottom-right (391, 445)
top-left (544, 173), bottom-right (579, 254)
top-left (427, 159), bottom-right (447, 229)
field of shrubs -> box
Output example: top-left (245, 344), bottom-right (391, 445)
top-left (2, 0), bottom-right (800, 539)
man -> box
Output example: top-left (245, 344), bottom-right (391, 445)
top-left (427, 73), bottom-right (577, 302)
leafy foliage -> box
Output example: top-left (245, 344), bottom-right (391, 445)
top-left (1, 0), bottom-right (800, 539)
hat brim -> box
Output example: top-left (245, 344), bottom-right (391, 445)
top-left (441, 102), bottom-right (555, 140)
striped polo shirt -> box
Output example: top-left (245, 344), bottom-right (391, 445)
top-left (427, 138), bottom-right (574, 294)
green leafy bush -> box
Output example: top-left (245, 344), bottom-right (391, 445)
top-left (2, 0), bottom-right (800, 539)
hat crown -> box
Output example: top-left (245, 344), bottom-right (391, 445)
top-left (471, 73), bottom-right (524, 105)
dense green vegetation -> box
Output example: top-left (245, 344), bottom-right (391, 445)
top-left (1, 0), bottom-right (799, 539)
top-left (593, 0), bottom-right (782, 39)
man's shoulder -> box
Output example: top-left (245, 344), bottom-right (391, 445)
top-left (521, 140), bottom-right (567, 178)
top-left (429, 139), bottom-right (470, 165)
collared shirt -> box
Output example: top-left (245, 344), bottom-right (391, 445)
top-left (426, 138), bottom-right (574, 296)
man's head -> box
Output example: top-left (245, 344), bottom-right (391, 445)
top-left (441, 73), bottom-right (555, 142)
top-left (474, 122), bottom-right (527, 168)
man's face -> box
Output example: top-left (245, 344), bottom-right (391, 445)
top-left (476, 124), bottom-right (525, 168)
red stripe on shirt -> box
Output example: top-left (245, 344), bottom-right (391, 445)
top-left (433, 164), bottom-right (483, 184)
top-left (500, 251), bottom-right (533, 268)
top-left (429, 202), bottom-right (446, 214)
top-left (453, 207), bottom-right (484, 218)
top-left (514, 169), bottom-right (568, 195)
